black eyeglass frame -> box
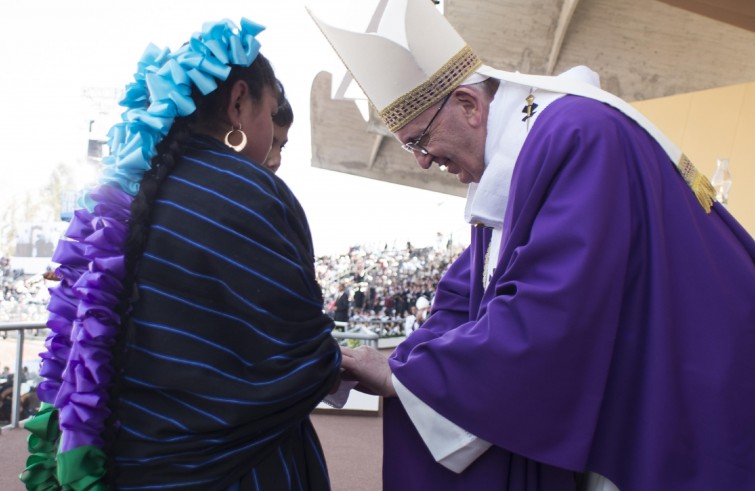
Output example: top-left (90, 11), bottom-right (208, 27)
top-left (400, 94), bottom-right (451, 155)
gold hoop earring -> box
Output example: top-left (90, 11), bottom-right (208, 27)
top-left (224, 124), bottom-right (247, 152)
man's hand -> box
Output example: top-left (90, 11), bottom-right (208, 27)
top-left (340, 346), bottom-right (397, 398)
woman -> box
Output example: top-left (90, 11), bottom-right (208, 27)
top-left (263, 81), bottom-right (294, 174)
top-left (21, 18), bottom-right (340, 491)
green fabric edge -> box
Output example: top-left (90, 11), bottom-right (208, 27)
top-left (19, 403), bottom-right (108, 491)
top-left (20, 403), bottom-right (60, 491)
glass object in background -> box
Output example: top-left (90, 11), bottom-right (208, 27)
top-left (710, 158), bottom-right (732, 207)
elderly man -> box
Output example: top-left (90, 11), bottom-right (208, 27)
top-left (311, 1), bottom-right (755, 490)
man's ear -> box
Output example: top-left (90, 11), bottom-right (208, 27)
top-left (451, 86), bottom-right (485, 128)
top-left (226, 80), bottom-right (249, 125)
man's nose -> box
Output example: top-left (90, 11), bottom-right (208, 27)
top-left (414, 152), bottom-right (434, 170)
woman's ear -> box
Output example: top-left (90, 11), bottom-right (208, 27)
top-left (451, 86), bottom-right (485, 128)
top-left (226, 80), bottom-right (249, 126)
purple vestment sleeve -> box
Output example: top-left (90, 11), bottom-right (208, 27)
top-left (388, 96), bottom-right (755, 490)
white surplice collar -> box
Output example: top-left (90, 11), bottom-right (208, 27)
top-left (464, 66), bottom-right (601, 230)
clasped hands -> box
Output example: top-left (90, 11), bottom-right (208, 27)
top-left (336, 345), bottom-right (397, 398)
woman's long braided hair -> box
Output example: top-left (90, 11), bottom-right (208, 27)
top-left (102, 52), bottom-right (278, 471)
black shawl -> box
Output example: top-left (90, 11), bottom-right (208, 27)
top-left (109, 135), bottom-right (340, 490)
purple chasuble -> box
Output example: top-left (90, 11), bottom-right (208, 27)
top-left (386, 96), bottom-right (755, 491)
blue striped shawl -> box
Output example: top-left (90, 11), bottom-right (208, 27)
top-left (109, 135), bottom-right (340, 490)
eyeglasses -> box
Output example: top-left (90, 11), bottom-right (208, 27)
top-left (401, 94), bottom-right (451, 155)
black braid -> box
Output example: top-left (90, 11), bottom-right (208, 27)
top-left (123, 118), bottom-right (194, 289)
top-left (101, 117), bottom-right (193, 484)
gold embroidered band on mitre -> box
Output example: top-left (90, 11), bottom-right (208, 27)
top-left (379, 45), bottom-right (482, 132)
top-left (678, 154), bottom-right (717, 213)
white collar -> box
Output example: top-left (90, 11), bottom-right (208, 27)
top-left (464, 66), bottom-right (600, 229)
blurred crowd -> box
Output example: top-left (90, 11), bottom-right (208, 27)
top-left (317, 239), bottom-right (464, 336)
